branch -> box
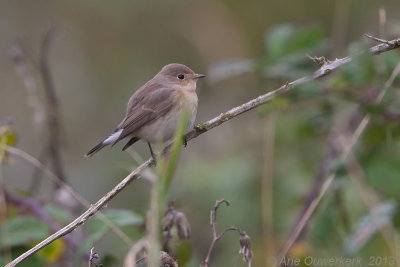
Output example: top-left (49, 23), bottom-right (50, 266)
top-left (39, 28), bottom-right (66, 185)
top-left (5, 35), bottom-right (400, 267)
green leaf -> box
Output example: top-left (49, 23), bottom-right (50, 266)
top-left (339, 41), bottom-right (376, 86)
top-left (86, 209), bottom-right (144, 235)
top-left (101, 209), bottom-right (144, 227)
top-left (175, 240), bottom-right (192, 266)
top-left (262, 24), bottom-right (326, 80)
top-left (265, 24), bottom-right (325, 60)
top-left (0, 216), bottom-right (49, 249)
top-left (265, 24), bottom-right (294, 59)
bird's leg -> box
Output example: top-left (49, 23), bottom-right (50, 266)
top-left (183, 135), bottom-right (188, 147)
top-left (147, 142), bottom-right (156, 163)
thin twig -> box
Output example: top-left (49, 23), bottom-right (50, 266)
top-left (5, 35), bottom-right (400, 267)
top-left (201, 200), bottom-right (239, 267)
top-left (275, 174), bottom-right (335, 267)
top-left (124, 237), bottom-right (149, 267)
top-left (364, 34), bottom-right (392, 45)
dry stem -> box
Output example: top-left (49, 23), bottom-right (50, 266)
top-left (201, 200), bottom-right (240, 267)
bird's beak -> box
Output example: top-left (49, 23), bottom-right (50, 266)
top-left (193, 74), bottom-right (206, 79)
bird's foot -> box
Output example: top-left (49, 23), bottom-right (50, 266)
top-left (148, 142), bottom-right (157, 164)
top-left (183, 136), bottom-right (188, 147)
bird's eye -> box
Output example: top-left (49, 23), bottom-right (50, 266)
top-left (177, 74), bottom-right (185, 80)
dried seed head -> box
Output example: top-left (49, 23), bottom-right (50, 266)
top-left (162, 209), bottom-right (175, 233)
top-left (160, 251), bottom-right (178, 267)
top-left (175, 211), bottom-right (191, 240)
top-left (89, 247), bottom-right (100, 267)
top-left (239, 231), bottom-right (253, 266)
top-left (162, 205), bottom-right (191, 242)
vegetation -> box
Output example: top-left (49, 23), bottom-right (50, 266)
top-left (1, 2), bottom-right (400, 267)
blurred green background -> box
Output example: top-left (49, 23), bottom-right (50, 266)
top-left (1, 0), bottom-right (400, 266)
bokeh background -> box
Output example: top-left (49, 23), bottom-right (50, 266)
top-left (2, 0), bottom-right (400, 266)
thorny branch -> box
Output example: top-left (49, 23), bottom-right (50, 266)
top-left (5, 35), bottom-right (400, 267)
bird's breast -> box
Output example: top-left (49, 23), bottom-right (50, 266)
top-left (136, 89), bottom-right (198, 143)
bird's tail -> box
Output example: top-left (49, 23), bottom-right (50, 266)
top-left (85, 129), bottom-right (124, 158)
top-left (85, 141), bottom-right (108, 158)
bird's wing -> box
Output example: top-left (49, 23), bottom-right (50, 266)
top-left (113, 85), bottom-right (175, 143)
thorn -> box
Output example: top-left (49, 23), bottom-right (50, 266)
top-left (364, 34), bottom-right (392, 45)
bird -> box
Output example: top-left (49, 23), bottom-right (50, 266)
top-left (85, 63), bottom-right (205, 160)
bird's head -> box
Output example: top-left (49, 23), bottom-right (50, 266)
top-left (158, 63), bottom-right (205, 90)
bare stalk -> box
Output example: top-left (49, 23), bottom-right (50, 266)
top-left (124, 237), bottom-right (149, 267)
top-left (201, 200), bottom-right (240, 267)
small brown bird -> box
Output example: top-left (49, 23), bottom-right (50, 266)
top-left (85, 63), bottom-right (205, 159)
